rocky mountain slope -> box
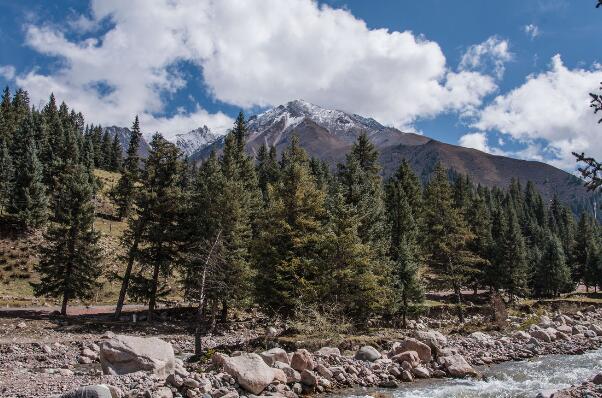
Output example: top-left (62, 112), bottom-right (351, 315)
top-left (175, 126), bottom-right (219, 157)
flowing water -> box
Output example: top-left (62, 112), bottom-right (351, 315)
top-left (336, 348), bottom-right (602, 398)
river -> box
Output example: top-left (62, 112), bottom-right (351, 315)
top-left (335, 348), bottom-right (602, 398)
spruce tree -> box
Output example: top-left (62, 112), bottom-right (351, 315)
top-left (532, 233), bottom-right (572, 298)
top-left (498, 205), bottom-right (530, 300)
top-left (321, 183), bottom-right (392, 320)
top-left (101, 130), bottom-right (112, 169)
top-left (422, 163), bottom-right (481, 321)
top-left (125, 134), bottom-right (183, 322)
top-left (9, 116), bottom-right (48, 228)
top-left (112, 116), bottom-right (142, 219)
top-left (109, 132), bottom-right (123, 171)
top-left (574, 213), bottom-right (598, 290)
top-left (256, 144), bottom-right (280, 204)
top-left (31, 164), bottom-right (102, 315)
top-left (0, 137), bottom-right (14, 214)
top-left (255, 136), bottom-right (328, 317)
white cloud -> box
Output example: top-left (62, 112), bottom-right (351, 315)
top-left (0, 65), bottom-right (16, 80)
top-left (459, 132), bottom-right (490, 152)
top-left (474, 55), bottom-right (602, 170)
top-left (524, 24), bottom-right (540, 40)
top-left (459, 36), bottom-right (512, 79)
top-left (13, 0), bottom-right (500, 139)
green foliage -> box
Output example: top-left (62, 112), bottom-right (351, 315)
top-left (531, 233), bottom-right (573, 297)
top-left (31, 164), bottom-right (102, 314)
top-left (111, 116), bottom-right (142, 219)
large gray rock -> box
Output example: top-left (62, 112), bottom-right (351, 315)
top-left (260, 347), bottom-right (289, 366)
top-left (531, 330), bottom-right (551, 343)
top-left (59, 385), bottom-right (112, 398)
top-left (315, 347), bottom-right (341, 356)
top-left (273, 361), bottom-right (301, 383)
top-left (99, 335), bottom-right (175, 377)
top-left (213, 353), bottom-right (276, 394)
top-left (440, 354), bottom-right (479, 378)
top-left (413, 330), bottom-right (448, 352)
top-left (354, 345), bottom-right (381, 362)
top-left (391, 351), bottom-right (420, 367)
top-left (390, 339), bottom-right (431, 363)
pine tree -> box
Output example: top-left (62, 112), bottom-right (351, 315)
top-left (321, 183), bottom-right (392, 320)
top-left (31, 164), bottom-right (102, 315)
top-left (385, 164), bottom-right (424, 327)
top-left (574, 213), bottom-right (598, 290)
top-left (498, 205), bottom-right (530, 300)
top-left (0, 86), bottom-right (11, 141)
top-left (466, 188), bottom-right (493, 293)
top-left (112, 116), bottom-right (142, 219)
top-left (422, 163), bottom-right (481, 321)
top-left (255, 136), bottom-right (328, 317)
top-left (125, 134), bottom-right (183, 322)
top-left (532, 233), bottom-right (572, 298)
top-left (109, 133), bottom-right (123, 171)
top-left (101, 130), bottom-right (112, 169)
top-left (256, 144), bottom-right (280, 204)
top-left (9, 116), bottom-right (48, 228)
top-left (0, 136), bottom-right (14, 214)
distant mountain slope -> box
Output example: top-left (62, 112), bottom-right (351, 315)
top-left (175, 126), bottom-right (219, 158)
top-left (188, 100), bottom-right (598, 216)
top-left (103, 126), bottom-right (150, 158)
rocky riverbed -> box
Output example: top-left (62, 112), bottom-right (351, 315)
top-left (3, 306), bottom-right (602, 398)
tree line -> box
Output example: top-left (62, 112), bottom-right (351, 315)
top-left (1, 87), bottom-right (602, 347)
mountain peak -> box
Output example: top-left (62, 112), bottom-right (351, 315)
top-left (175, 125), bottom-right (219, 157)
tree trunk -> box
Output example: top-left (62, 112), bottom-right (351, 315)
top-left (194, 230), bottom-right (221, 356)
top-left (114, 217), bottom-right (145, 320)
top-left (401, 290), bottom-right (407, 329)
top-left (220, 299), bottom-right (228, 324)
top-left (209, 299), bottom-right (218, 333)
top-left (148, 261), bottom-right (161, 323)
top-left (61, 290), bottom-right (69, 316)
top-left (453, 282), bottom-right (464, 323)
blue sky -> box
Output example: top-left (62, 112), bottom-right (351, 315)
top-left (0, 0), bottom-right (601, 170)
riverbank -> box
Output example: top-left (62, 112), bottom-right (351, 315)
top-left (2, 305), bottom-right (602, 398)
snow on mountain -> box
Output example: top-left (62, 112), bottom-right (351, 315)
top-left (247, 99), bottom-right (390, 138)
top-left (175, 126), bottom-right (219, 157)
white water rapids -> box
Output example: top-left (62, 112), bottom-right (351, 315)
top-left (336, 348), bottom-right (602, 398)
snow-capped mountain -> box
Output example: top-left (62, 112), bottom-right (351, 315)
top-left (175, 126), bottom-right (219, 157)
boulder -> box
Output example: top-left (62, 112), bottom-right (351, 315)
top-left (413, 330), bottom-right (448, 352)
top-left (152, 387), bottom-right (173, 398)
top-left (412, 366), bottom-right (430, 379)
top-left (315, 347), bottom-right (341, 357)
top-left (300, 370), bottom-right (318, 386)
top-left (260, 348), bottom-right (289, 366)
top-left (555, 325), bottom-right (572, 335)
top-left (273, 361), bottom-right (301, 383)
top-left (391, 351), bottom-right (420, 367)
top-left (593, 373), bottom-right (602, 385)
top-left (290, 349), bottom-right (315, 372)
top-left (530, 330), bottom-right (551, 343)
top-left (512, 331), bottom-right (531, 340)
top-left (213, 353), bottom-right (276, 395)
top-left (315, 364), bottom-right (333, 380)
top-left (440, 355), bottom-right (479, 378)
top-left (591, 324), bottom-right (602, 336)
top-left (272, 368), bottom-right (288, 384)
top-left (354, 346), bottom-right (381, 362)
top-left (390, 338), bottom-right (431, 363)
top-left (469, 332), bottom-right (492, 343)
top-left (59, 385), bottom-right (112, 398)
top-left (99, 335), bottom-right (175, 377)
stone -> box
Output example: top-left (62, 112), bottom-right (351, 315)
top-left (390, 338), bottom-right (431, 363)
top-left (593, 373), bottom-right (602, 385)
top-left (413, 330), bottom-right (448, 352)
top-left (153, 387), bottom-right (174, 398)
top-left (300, 370), bottom-right (318, 386)
top-left (401, 370), bottom-right (413, 382)
top-left (354, 346), bottom-right (381, 362)
top-left (391, 351), bottom-right (420, 367)
top-left (16, 322), bottom-right (26, 329)
top-left (260, 348), bottom-right (289, 366)
top-left (412, 366), bottom-right (430, 379)
top-left (591, 324), bottom-right (602, 336)
top-left (315, 364), bottom-right (333, 380)
top-left (184, 378), bottom-right (200, 389)
top-left (292, 383), bottom-right (302, 395)
top-left (469, 332), bottom-right (492, 343)
top-left (530, 330), bottom-right (551, 343)
top-left (82, 348), bottom-right (99, 360)
top-left (290, 349), bottom-right (315, 372)
top-left (440, 355), bottom-right (479, 378)
top-left (59, 385), bottom-right (112, 398)
top-left (273, 361), bottom-right (301, 383)
top-left (432, 369), bottom-right (447, 378)
top-left (315, 347), bottom-right (341, 357)
top-left (213, 353), bottom-right (275, 395)
top-left (272, 368), bottom-right (288, 384)
top-left (59, 369), bottom-right (74, 376)
top-left (379, 380), bottom-right (399, 388)
top-left (584, 330), bottom-right (597, 338)
top-left (99, 335), bottom-right (175, 377)
top-left (556, 325), bottom-right (572, 334)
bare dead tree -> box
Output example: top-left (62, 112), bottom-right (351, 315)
top-left (574, 83), bottom-right (602, 191)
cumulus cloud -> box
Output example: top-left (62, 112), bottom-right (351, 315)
top-left (12, 0), bottom-right (499, 139)
top-left (474, 55), bottom-right (602, 169)
top-left (459, 36), bottom-right (512, 79)
top-left (524, 24), bottom-right (540, 40)
top-left (458, 131), bottom-right (508, 156)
